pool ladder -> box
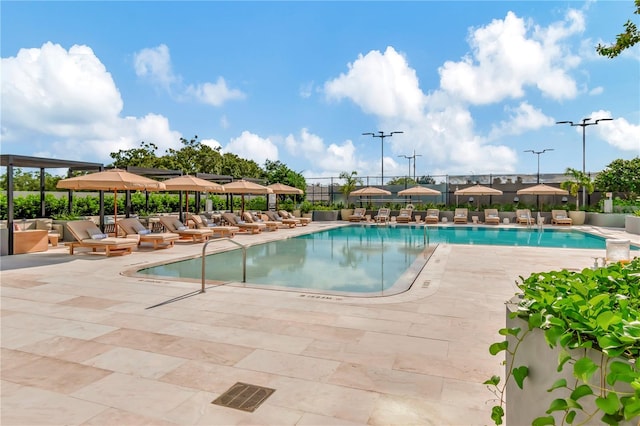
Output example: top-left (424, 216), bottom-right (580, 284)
top-left (201, 237), bottom-right (247, 293)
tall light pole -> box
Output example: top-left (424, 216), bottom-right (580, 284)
top-left (362, 131), bottom-right (403, 184)
top-left (556, 118), bottom-right (613, 207)
top-left (398, 150), bottom-right (422, 182)
top-left (524, 148), bottom-right (554, 183)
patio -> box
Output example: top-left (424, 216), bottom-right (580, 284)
top-left (1, 222), bottom-right (638, 425)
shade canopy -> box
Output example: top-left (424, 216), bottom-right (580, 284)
top-left (350, 186), bottom-right (392, 196)
top-left (161, 175), bottom-right (225, 192)
top-left (267, 183), bottom-right (303, 195)
top-left (222, 180), bottom-right (273, 213)
top-left (516, 184), bottom-right (568, 196)
top-left (454, 184), bottom-right (503, 196)
top-left (397, 186), bottom-right (441, 196)
top-left (222, 180), bottom-right (273, 194)
top-left (57, 169), bottom-right (165, 228)
top-left (56, 169), bottom-right (165, 192)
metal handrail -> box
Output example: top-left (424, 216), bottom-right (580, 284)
top-left (201, 237), bottom-right (247, 293)
top-left (423, 224), bottom-right (430, 247)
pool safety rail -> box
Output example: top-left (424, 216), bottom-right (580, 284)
top-left (201, 237), bottom-right (247, 293)
top-left (423, 224), bottom-right (430, 247)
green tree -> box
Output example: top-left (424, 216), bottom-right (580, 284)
top-left (387, 176), bottom-right (416, 186)
top-left (338, 171), bottom-right (362, 200)
top-left (596, 0), bottom-right (640, 58)
top-left (594, 157), bottom-right (640, 200)
top-left (416, 175), bottom-right (436, 184)
top-left (109, 141), bottom-right (161, 169)
top-left (0, 169), bottom-right (63, 191)
top-left (561, 167), bottom-right (595, 211)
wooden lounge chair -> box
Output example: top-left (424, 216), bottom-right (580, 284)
top-left (424, 209), bottom-right (440, 224)
top-left (484, 209), bottom-right (501, 225)
top-left (117, 218), bottom-right (180, 249)
top-left (516, 209), bottom-right (535, 225)
top-left (221, 213), bottom-right (264, 234)
top-left (395, 208), bottom-right (412, 223)
top-left (453, 208), bottom-right (468, 224)
top-left (551, 210), bottom-right (573, 226)
top-left (374, 208), bottom-right (390, 224)
top-left (188, 214), bottom-right (239, 238)
top-left (158, 216), bottom-right (213, 242)
top-left (349, 207), bottom-right (367, 222)
top-left (278, 210), bottom-right (309, 226)
top-left (242, 212), bottom-right (276, 232)
top-left (283, 210), bottom-right (312, 225)
top-left (65, 220), bottom-right (138, 256)
top-left (264, 211), bottom-right (298, 228)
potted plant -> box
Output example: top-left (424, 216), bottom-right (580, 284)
top-left (338, 171), bottom-right (362, 221)
top-left (485, 259), bottom-right (640, 425)
top-left (560, 167), bottom-right (595, 225)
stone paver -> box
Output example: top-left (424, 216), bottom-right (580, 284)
top-left (2, 222), bottom-right (638, 425)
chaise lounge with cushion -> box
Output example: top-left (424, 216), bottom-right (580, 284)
top-left (424, 209), bottom-right (440, 224)
top-left (264, 211), bottom-right (298, 228)
top-left (395, 208), bottom-right (413, 224)
top-left (551, 210), bottom-right (573, 226)
top-left (117, 218), bottom-right (180, 249)
top-left (159, 216), bottom-right (213, 242)
top-left (453, 208), bottom-right (468, 224)
top-left (65, 220), bottom-right (139, 256)
top-left (221, 212), bottom-right (264, 234)
top-left (484, 209), bottom-right (501, 225)
top-left (348, 207), bottom-right (367, 222)
top-left (278, 210), bottom-right (309, 226)
top-left (374, 208), bottom-right (390, 224)
top-left (242, 212), bottom-right (276, 232)
top-left (516, 209), bottom-right (535, 225)
top-left (188, 214), bottom-right (239, 238)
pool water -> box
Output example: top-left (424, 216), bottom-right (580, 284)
top-left (136, 225), bottom-right (635, 296)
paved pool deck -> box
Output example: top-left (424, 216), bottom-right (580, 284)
top-left (2, 222), bottom-right (638, 425)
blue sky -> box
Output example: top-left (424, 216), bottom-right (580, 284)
top-left (1, 1), bottom-right (639, 183)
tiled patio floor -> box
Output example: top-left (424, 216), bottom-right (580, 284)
top-left (2, 222), bottom-right (638, 425)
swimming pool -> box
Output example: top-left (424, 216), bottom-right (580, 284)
top-left (136, 225), bottom-right (636, 297)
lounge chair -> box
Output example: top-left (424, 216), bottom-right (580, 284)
top-left (65, 220), bottom-right (139, 256)
top-left (221, 212), bottom-right (263, 234)
top-left (453, 208), bottom-right (468, 224)
top-left (374, 208), bottom-right (390, 224)
top-left (424, 209), bottom-right (440, 224)
top-left (159, 216), bottom-right (213, 242)
top-left (349, 207), bottom-right (367, 222)
top-left (516, 209), bottom-right (535, 225)
top-left (242, 212), bottom-right (276, 232)
top-left (278, 210), bottom-right (310, 226)
top-left (117, 218), bottom-right (180, 249)
top-left (551, 210), bottom-right (573, 226)
top-left (188, 214), bottom-right (239, 238)
top-left (484, 209), bottom-right (501, 225)
top-left (395, 208), bottom-right (412, 223)
top-left (264, 211), bottom-right (298, 228)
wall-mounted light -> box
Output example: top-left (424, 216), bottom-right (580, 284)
top-left (561, 196), bottom-right (568, 203)
top-left (513, 197), bottom-right (520, 203)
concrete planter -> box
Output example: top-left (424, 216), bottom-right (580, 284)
top-left (568, 210), bottom-right (586, 225)
top-left (625, 215), bottom-right (640, 234)
top-left (340, 209), bottom-right (353, 221)
top-left (586, 212), bottom-right (626, 228)
top-left (505, 302), bottom-right (634, 425)
top-left (312, 210), bottom-right (339, 221)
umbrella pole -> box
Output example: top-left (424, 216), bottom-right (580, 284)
top-left (186, 192), bottom-right (189, 214)
top-left (113, 190), bottom-right (117, 234)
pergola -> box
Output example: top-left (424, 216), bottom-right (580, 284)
top-left (1, 154), bottom-right (103, 255)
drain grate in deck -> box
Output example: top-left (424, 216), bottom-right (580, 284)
top-left (212, 382), bottom-right (276, 412)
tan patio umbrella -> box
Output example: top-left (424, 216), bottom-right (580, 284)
top-left (454, 184), bottom-right (503, 209)
top-left (162, 175), bottom-right (225, 214)
top-left (517, 184), bottom-right (568, 210)
top-left (350, 186), bottom-right (392, 197)
top-left (397, 186), bottom-right (441, 196)
top-left (267, 183), bottom-right (303, 210)
top-left (222, 180), bottom-right (273, 213)
top-left (350, 186), bottom-right (391, 207)
top-left (57, 169), bottom-right (166, 228)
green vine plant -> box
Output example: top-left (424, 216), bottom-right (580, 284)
top-left (485, 258), bottom-right (640, 425)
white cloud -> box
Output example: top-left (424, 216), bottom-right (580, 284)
top-left (589, 86), bottom-right (603, 95)
top-left (0, 42), bottom-right (182, 164)
top-left (285, 129), bottom-right (363, 175)
top-left (225, 131), bottom-right (278, 166)
top-left (201, 137), bottom-right (222, 150)
top-left (133, 44), bottom-right (177, 89)
top-left (489, 102), bottom-right (555, 138)
top-left (133, 44), bottom-right (245, 107)
top-left (186, 77), bottom-right (245, 106)
top-left (439, 10), bottom-right (582, 104)
top-left (324, 46), bottom-right (425, 121)
top-left (589, 110), bottom-right (640, 152)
